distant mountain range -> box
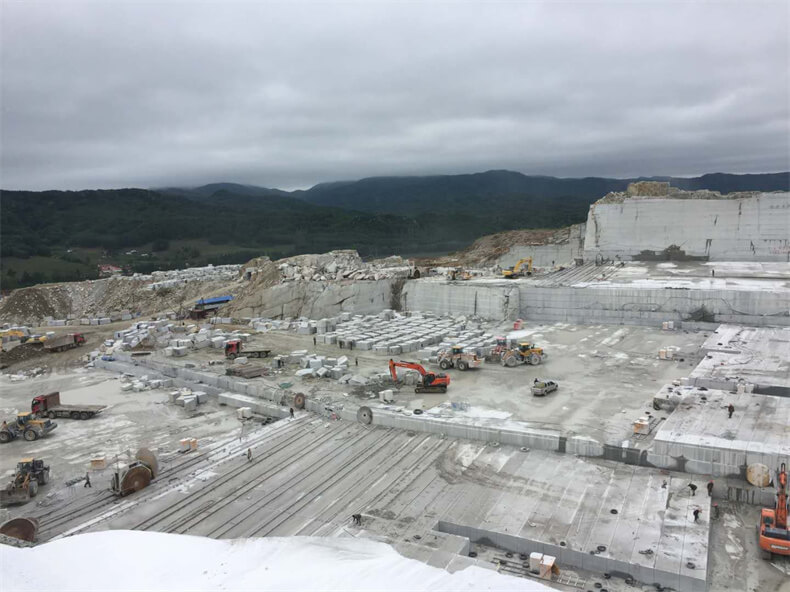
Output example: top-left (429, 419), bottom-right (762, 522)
top-left (161, 170), bottom-right (790, 213)
top-left (2, 170), bottom-right (787, 289)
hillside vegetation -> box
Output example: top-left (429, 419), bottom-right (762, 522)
top-left (2, 170), bottom-right (787, 289)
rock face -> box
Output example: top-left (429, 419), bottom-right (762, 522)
top-left (226, 279), bottom-right (400, 319)
top-left (584, 187), bottom-right (790, 262)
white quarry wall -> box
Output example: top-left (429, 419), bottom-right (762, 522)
top-left (228, 279), bottom-right (398, 319)
top-left (498, 223), bottom-right (585, 268)
top-left (583, 192), bottom-right (790, 262)
top-left (401, 281), bottom-right (520, 321)
top-left (518, 285), bottom-right (790, 327)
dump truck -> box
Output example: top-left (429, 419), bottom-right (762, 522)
top-left (0, 413), bottom-right (58, 444)
top-left (437, 346), bottom-right (483, 371)
top-left (224, 339), bottom-right (271, 360)
top-left (31, 391), bottom-right (106, 420)
top-left (44, 333), bottom-right (86, 353)
top-left (0, 459), bottom-right (50, 506)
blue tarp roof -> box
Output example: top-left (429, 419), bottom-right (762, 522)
top-left (196, 295), bottom-right (234, 305)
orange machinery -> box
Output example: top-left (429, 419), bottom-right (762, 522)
top-left (388, 360), bottom-right (450, 394)
top-left (759, 462), bottom-right (789, 559)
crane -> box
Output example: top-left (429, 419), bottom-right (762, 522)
top-left (759, 462), bottom-right (789, 559)
top-left (502, 257), bottom-right (533, 279)
top-left (388, 360), bottom-right (450, 394)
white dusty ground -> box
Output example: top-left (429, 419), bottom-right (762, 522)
top-left (1, 321), bottom-right (788, 592)
top-left (1, 530), bottom-right (546, 592)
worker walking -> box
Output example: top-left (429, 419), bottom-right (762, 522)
top-left (247, 448), bottom-right (252, 462)
top-left (693, 508), bottom-right (701, 523)
top-left (313, 336), bottom-right (316, 347)
top-left (688, 483), bottom-right (697, 496)
top-left (84, 472), bottom-right (92, 488)
top-left (289, 407), bottom-right (295, 419)
top-left (355, 357), bottom-right (359, 367)
top-left (707, 480), bottom-right (714, 497)
top-left (727, 403), bottom-right (735, 419)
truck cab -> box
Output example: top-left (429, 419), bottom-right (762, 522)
top-left (225, 339), bottom-right (242, 358)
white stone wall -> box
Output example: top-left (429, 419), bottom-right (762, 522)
top-left (498, 223), bottom-right (586, 268)
top-left (402, 281), bottom-right (520, 321)
top-left (583, 192), bottom-right (790, 262)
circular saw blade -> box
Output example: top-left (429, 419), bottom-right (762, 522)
top-left (120, 465), bottom-right (152, 494)
top-left (293, 392), bottom-right (306, 410)
top-left (0, 517), bottom-right (39, 542)
top-left (357, 406), bottom-right (373, 425)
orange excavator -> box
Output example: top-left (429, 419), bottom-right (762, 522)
top-left (388, 360), bottom-right (450, 394)
top-left (759, 462), bottom-right (789, 559)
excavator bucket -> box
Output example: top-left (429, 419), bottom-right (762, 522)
top-left (0, 517), bottom-right (39, 542)
top-left (119, 464), bottom-right (153, 494)
top-left (292, 392), bottom-right (306, 410)
top-left (135, 448), bottom-right (158, 478)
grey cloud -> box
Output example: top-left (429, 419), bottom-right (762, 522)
top-left (1, 1), bottom-right (788, 190)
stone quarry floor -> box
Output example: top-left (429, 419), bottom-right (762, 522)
top-left (1, 370), bottom-right (788, 591)
top-left (162, 321), bottom-right (708, 446)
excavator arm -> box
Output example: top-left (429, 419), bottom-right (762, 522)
top-left (389, 359), bottom-right (428, 380)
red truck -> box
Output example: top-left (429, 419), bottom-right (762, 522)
top-left (31, 392), bottom-right (106, 420)
top-left (44, 333), bottom-right (86, 353)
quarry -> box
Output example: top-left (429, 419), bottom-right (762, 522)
top-left (1, 184), bottom-right (789, 592)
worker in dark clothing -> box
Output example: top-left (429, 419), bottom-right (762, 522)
top-left (688, 483), bottom-right (697, 496)
top-left (707, 480), bottom-right (714, 497)
top-left (84, 472), bottom-right (92, 488)
top-left (727, 403), bottom-right (734, 419)
top-left (711, 269), bottom-right (715, 277)
top-left (313, 336), bottom-right (316, 346)
top-left (355, 357), bottom-right (359, 367)
top-left (247, 448), bottom-right (252, 462)
top-left (352, 513), bottom-right (362, 526)
top-left (289, 407), bottom-right (295, 419)
top-left (692, 508), bottom-right (701, 523)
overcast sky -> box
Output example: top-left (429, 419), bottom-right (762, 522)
top-left (1, 1), bottom-right (788, 191)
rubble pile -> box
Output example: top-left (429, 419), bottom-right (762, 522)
top-left (147, 264), bottom-right (241, 291)
top-left (275, 250), bottom-right (412, 282)
top-left (597, 182), bottom-right (764, 204)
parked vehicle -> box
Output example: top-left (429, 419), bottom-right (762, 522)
top-left (31, 392), bottom-right (106, 420)
top-left (531, 379), bottom-right (558, 396)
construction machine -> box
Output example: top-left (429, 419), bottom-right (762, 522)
top-left (31, 391), bottom-right (106, 420)
top-left (447, 268), bottom-right (472, 281)
top-left (437, 346), bottom-right (483, 371)
top-left (502, 257), bottom-right (533, 279)
top-left (0, 458), bottom-right (50, 506)
top-left (224, 339), bottom-right (271, 360)
top-left (111, 448), bottom-right (158, 497)
top-left (0, 412), bottom-right (58, 444)
top-left (44, 333), bottom-right (86, 353)
top-left (501, 342), bottom-right (545, 367)
top-left (389, 359), bottom-right (450, 394)
top-left (759, 462), bottom-right (789, 559)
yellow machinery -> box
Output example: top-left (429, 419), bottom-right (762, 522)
top-left (501, 342), bottom-right (545, 367)
top-left (0, 458), bottom-right (50, 506)
top-left (502, 257), bottom-right (533, 279)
